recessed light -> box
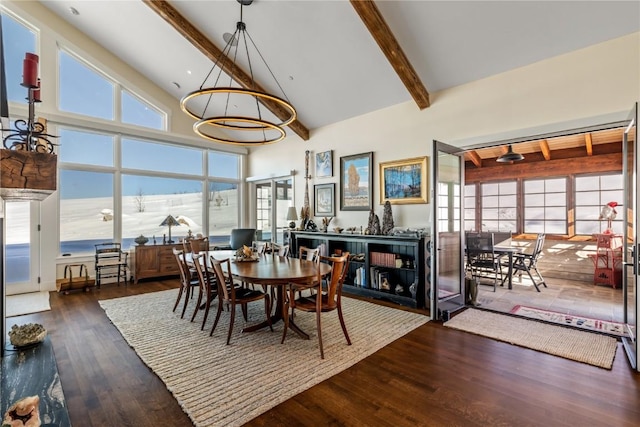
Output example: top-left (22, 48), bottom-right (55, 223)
top-left (69, 7), bottom-right (80, 16)
top-left (187, 70), bottom-right (192, 75)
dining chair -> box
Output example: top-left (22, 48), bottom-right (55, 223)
top-left (189, 236), bottom-right (210, 252)
top-left (502, 233), bottom-right (547, 292)
top-left (190, 252), bottom-right (219, 330)
top-left (465, 232), bottom-right (502, 291)
top-left (209, 257), bottom-right (273, 344)
top-left (283, 252), bottom-right (351, 359)
top-left (172, 248), bottom-right (200, 319)
top-left (252, 240), bottom-right (269, 255)
top-left (272, 243), bottom-right (290, 257)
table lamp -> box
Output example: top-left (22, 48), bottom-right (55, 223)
top-left (159, 215), bottom-right (180, 243)
top-left (286, 206), bottom-right (298, 229)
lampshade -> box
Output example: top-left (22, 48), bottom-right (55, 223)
top-left (496, 145), bottom-right (524, 163)
top-left (159, 215), bottom-right (180, 227)
top-left (180, 0), bottom-right (297, 146)
top-left (286, 207), bottom-right (298, 221)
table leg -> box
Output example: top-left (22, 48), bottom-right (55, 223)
top-left (508, 252), bottom-right (513, 289)
top-left (241, 285), bottom-right (309, 339)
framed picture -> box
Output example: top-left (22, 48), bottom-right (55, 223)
top-left (315, 150), bottom-right (333, 178)
top-left (340, 152), bottom-right (373, 211)
top-left (379, 156), bottom-right (428, 204)
top-left (314, 183), bottom-right (335, 216)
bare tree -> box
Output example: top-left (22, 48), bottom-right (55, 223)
top-left (347, 163), bottom-right (360, 196)
top-left (134, 188), bottom-right (145, 213)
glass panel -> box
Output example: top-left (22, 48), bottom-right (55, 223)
top-left (208, 181), bottom-right (239, 246)
top-left (601, 174), bottom-right (623, 190)
top-left (209, 151), bottom-right (240, 179)
top-left (575, 176), bottom-right (598, 191)
top-left (483, 196), bottom-right (499, 208)
top-left (575, 173), bottom-right (624, 235)
top-left (526, 194), bottom-right (544, 206)
top-left (499, 182), bottom-right (517, 193)
top-left (256, 182), bottom-right (272, 240)
top-left (545, 193), bottom-right (566, 206)
top-left (121, 175), bottom-right (203, 249)
top-left (482, 183), bottom-right (498, 196)
top-left (121, 90), bottom-right (164, 130)
top-left (575, 206), bottom-right (600, 220)
top-left (575, 191), bottom-right (599, 205)
top-left (60, 170), bottom-right (113, 254)
top-left (122, 138), bottom-right (202, 175)
top-left (274, 179), bottom-right (293, 243)
top-left (526, 180), bottom-right (545, 192)
top-left (59, 128), bottom-right (114, 166)
top-left (547, 178), bottom-right (566, 191)
top-left (2, 12), bottom-right (36, 104)
top-left (4, 202), bottom-right (31, 286)
top-left (500, 195), bottom-right (517, 206)
top-left (545, 206), bottom-right (566, 219)
top-left (59, 50), bottom-right (114, 120)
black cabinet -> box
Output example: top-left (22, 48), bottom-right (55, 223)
top-left (290, 231), bottom-right (428, 309)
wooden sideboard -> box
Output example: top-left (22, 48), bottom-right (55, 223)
top-left (131, 243), bottom-right (182, 284)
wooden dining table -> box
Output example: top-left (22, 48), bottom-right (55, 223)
top-left (205, 250), bottom-right (332, 339)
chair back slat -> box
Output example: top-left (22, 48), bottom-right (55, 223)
top-left (319, 252), bottom-right (350, 309)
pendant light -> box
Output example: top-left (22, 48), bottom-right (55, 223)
top-left (180, 0), bottom-right (296, 146)
top-left (496, 145), bottom-right (524, 163)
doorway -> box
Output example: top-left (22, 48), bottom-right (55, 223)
top-left (4, 200), bottom-right (40, 295)
top-left (462, 124), bottom-right (629, 335)
top-left (252, 177), bottom-right (293, 244)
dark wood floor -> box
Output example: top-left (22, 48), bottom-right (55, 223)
top-left (7, 280), bottom-right (640, 427)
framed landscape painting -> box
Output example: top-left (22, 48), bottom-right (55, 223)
top-left (315, 150), bottom-right (333, 178)
top-left (314, 183), bottom-right (335, 216)
top-left (340, 152), bottom-right (373, 211)
top-left (379, 156), bottom-right (428, 204)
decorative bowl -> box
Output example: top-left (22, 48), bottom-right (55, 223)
top-left (135, 235), bottom-right (149, 245)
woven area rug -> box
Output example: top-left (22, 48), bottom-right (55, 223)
top-left (444, 308), bottom-right (618, 369)
top-left (99, 289), bottom-right (428, 426)
top-left (6, 291), bottom-right (51, 317)
top-left (510, 305), bottom-right (626, 336)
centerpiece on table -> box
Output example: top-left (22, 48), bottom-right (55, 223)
top-left (234, 245), bottom-right (259, 262)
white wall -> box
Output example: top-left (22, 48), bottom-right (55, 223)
top-left (248, 32), bottom-right (640, 231)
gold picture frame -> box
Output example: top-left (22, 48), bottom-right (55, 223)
top-left (379, 156), bottom-right (428, 204)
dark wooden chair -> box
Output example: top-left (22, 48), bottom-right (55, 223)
top-left (94, 242), bottom-right (129, 288)
top-left (190, 252), bottom-right (219, 330)
top-left (209, 257), bottom-right (272, 344)
top-left (283, 252), bottom-right (351, 359)
top-left (172, 248), bottom-right (200, 319)
top-left (502, 233), bottom-right (547, 292)
top-left (465, 232), bottom-right (502, 291)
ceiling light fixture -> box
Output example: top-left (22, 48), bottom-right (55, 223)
top-left (496, 145), bottom-right (524, 163)
top-left (180, 0), bottom-right (296, 146)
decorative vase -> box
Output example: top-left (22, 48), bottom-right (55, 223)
top-left (134, 235), bottom-right (149, 245)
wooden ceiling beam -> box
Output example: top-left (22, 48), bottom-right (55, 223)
top-left (539, 139), bottom-right (551, 160)
top-left (465, 150), bottom-right (482, 168)
top-left (142, 0), bottom-right (310, 141)
top-left (585, 133), bottom-right (593, 156)
top-left (350, 0), bottom-right (430, 109)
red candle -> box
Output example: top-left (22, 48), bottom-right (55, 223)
top-left (25, 52), bottom-right (39, 63)
top-left (22, 58), bottom-right (38, 87)
top-left (33, 78), bottom-right (41, 102)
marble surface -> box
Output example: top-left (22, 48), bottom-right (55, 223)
top-left (1, 337), bottom-right (71, 426)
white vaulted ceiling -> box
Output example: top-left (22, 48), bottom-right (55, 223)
top-left (39, 1), bottom-right (640, 140)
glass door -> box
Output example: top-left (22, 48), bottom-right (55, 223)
top-left (622, 102), bottom-right (638, 371)
top-left (253, 177), bottom-right (293, 244)
top-left (4, 201), bottom-right (39, 295)
top-left (430, 141), bottom-right (465, 320)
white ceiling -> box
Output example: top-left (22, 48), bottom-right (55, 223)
top-left (40, 0), bottom-right (640, 136)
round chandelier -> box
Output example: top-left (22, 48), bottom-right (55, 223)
top-left (180, 0), bottom-right (297, 146)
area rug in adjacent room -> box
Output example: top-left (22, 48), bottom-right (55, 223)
top-left (99, 289), bottom-right (428, 427)
top-left (510, 305), bottom-right (626, 336)
top-left (444, 308), bottom-right (617, 369)
top-left (6, 291), bottom-right (51, 317)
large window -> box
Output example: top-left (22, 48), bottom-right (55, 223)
top-left (481, 181), bottom-right (516, 232)
top-left (524, 178), bottom-right (567, 234)
top-left (463, 184), bottom-right (476, 231)
top-left (575, 174), bottom-right (624, 235)
top-left (1, 11), bottom-right (36, 104)
top-left (58, 49), bottom-right (166, 129)
top-left (208, 151), bottom-right (240, 245)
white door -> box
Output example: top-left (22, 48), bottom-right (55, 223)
top-left (4, 201), bottom-right (40, 295)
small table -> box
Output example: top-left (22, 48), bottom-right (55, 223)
top-left (494, 246), bottom-right (521, 289)
top-left (207, 251), bottom-right (331, 339)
